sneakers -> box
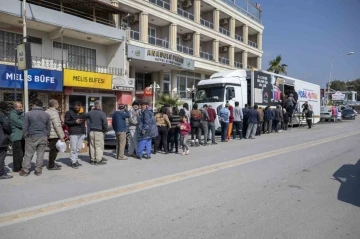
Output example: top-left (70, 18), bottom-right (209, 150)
top-left (0, 173), bottom-right (13, 180)
top-left (117, 156), bottom-right (128, 160)
top-left (19, 170), bottom-right (30, 177)
top-left (90, 161), bottom-right (95, 165)
top-left (211, 142), bottom-right (218, 145)
top-left (146, 156), bottom-right (151, 160)
top-left (71, 163), bottom-right (79, 169)
top-left (48, 165), bottom-right (61, 171)
top-left (185, 150), bottom-right (190, 155)
top-left (34, 171), bottom-right (42, 176)
top-left (95, 160), bottom-right (107, 166)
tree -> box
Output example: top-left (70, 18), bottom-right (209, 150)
top-left (267, 55), bottom-right (288, 75)
top-left (156, 94), bottom-right (183, 109)
top-left (329, 80), bottom-right (347, 91)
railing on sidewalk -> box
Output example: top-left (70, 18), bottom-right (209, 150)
top-left (177, 45), bottom-right (194, 55)
top-left (130, 30), bottom-right (140, 41)
top-left (235, 34), bottom-right (243, 42)
top-left (200, 51), bottom-right (213, 61)
top-left (200, 19), bottom-right (214, 29)
top-left (148, 36), bottom-right (170, 49)
top-left (177, 8), bottom-right (195, 21)
top-left (219, 27), bottom-right (230, 36)
top-left (234, 61), bottom-right (243, 69)
top-left (219, 56), bottom-right (230, 65)
top-left (248, 40), bottom-right (258, 48)
top-left (149, 0), bottom-right (171, 10)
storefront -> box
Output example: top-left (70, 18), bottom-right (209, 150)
top-left (0, 63), bottom-right (63, 109)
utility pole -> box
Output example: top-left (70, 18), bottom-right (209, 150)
top-left (23, 0), bottom-right (29, 112)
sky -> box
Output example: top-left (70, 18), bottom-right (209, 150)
top-left (259, 0), bottom-right (360, 88)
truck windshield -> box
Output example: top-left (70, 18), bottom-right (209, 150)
top-left (195, 87), bottom-right (224, 103)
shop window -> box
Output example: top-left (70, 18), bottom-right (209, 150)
top-left (69, 95), bottom-right (86, 110)
top-left (3, 92), bottom-right (23, 102)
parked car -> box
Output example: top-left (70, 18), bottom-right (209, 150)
top-left (104, 125), bottom-right (130, 148)
top-left (353, 110), bottom-right (358, 116)
top-left (320, 106), bottom-right (333, 121)
top-left (341, 109), bottom-right (356, 120)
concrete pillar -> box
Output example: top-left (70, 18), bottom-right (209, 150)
top-left (212, 40), bottom-right (219, 62)
top-left (126, 27), bottom-right (131, 42)
top-left (152, 72), bottom-right (160, 86)
top-left (171, 70), bottom-right (178, 95)
top-left (111, 0), bottom-right (119, 28)
top-left (140, 12), bottom-right (149, 43)
top-left (201, 73), bottom-right (205, 80)
top-left (257, 56), bottom-right (262, 70)
top-left (169, 23), bottom-right (177, 51)
top-left (213, 9), bottom-right (220, 32)
top-left (229, 18), bottom-right (235, 39)
top-left (171, 0), bottom-right (178, 13)
top-left (193, 32), bottom-right (200, 57)
top-left (242, 51), bottom-right (248, 69)
top-left (159, 70), bottom-right (164, 91)
top-left (130, 66), bottom-right (136, 78)
top-left (194, 0), bottom-right (201, 24)
top-left (257, 33), bottom-right (262, 50)
top-left (229, 46), bottom-right (235, 67)
top-left (243, 25), bottom-right (248, 44)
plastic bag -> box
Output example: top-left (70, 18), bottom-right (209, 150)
top-left (56, 140), bottom-right (66, 153)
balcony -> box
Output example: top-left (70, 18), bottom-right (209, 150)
top-left (218, 56), bottom-right (230, 65)
top-left (177, 45), bottom-right (194, 55)
top-left (200, 19), bottom-right (214, 29)
top-left (219, 27), bottom-right (230, 37)
top-left (200, 51), bottom-right (213, 61)
top-left (149, 0), bottom-right (171, 10)
top-left (234, 61), bottom-right (242, 69)
top-left (221, 0), bottom-right (262, 24)
top-left (235, 34), bottom-right (243, 42)
top-left (178, 8), bottom-right (194, 21)
top-left (148, 36), bottom-right (170, 49)
top-left (248, 40), bottom-right (258, 48)
top-left (247, 65), bottom-right (255, 69)
top-left (130, 30), bottom-right (140, 41)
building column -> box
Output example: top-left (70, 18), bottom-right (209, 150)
top-left (194, 0), bottom-right (201, 24)
top-left (257, 33), bottom-right (262, 50)
top-left (257, 56), bottom-right (262, 70)
top-left (169, 23), bottom-right (177, 51)
top-left (171, 70), bottom-right (178, 96)
top-left (243, 25), bottom-right (248, 44)
top-left (201, 73), bottom-right (205, 80)
top-left (140, 12), bottom-right (149, 43)
top-left (213, 9), bottom-right (220, 32)
top-left (159, 70), bottom-right (164, 91)
top-left (111, 0), bottom-right (119, 28)
top-left (229, 46), bottom-right (235, 67)
top-left (152, 72), bottom-right (160, 86)
top-left (171, 0), bottom-right (178, 13)
top-left (242, 51), bottom-right (248, 69)
top-left (193, 32), bottom-right (200, 57)
top-left (229, 18), bottom-right (235, 38)
top-left (213, 40), bottom-right (219, 62)
top-left (130, 66), bottom-right (136, 78)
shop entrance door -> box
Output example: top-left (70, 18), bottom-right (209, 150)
top-left (86, 96), bottom-right (116, 117)
top-left (87, 96), bottom-right (100, 111)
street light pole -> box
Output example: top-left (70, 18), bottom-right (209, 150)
top-left (22, 0), bottom-right (29, 112)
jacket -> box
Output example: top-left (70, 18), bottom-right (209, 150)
top-left (112, 110), bottom-right (130, 133)
top-left (9, 109), bottom-right (24, 142)
top-left (219, 107), bottom-right (230, 123)
top-left (274, 108), bottom-right (283, 121)
top-left (283, 111), bottom-right (290, 122)
top-left (207, 108), bottom-right (216, 123)
top-left (247, 109), bottom-right (260, 124)
top-left (86, 109), bottom-right (108, 132)
top-left (242, 107), bottom-right (250, 123)
top-left (46, 107), bottom-right (65, 139)
top-left (228, 106), bottom-right (234, 123)
top-left (0, 111), bottom-right (11, 147)
top-left (257, 109), bottom-right (264, 122)
top-left (179, 108), bottom-right (191, 122)
top-left (155, 113), bottom-right (171, 128)
top-left (170, 113), bottom-right (181, 129)
top-left (264, 109), bottom-right (272, 121)
top-left (65, 108), bottom-right (86, 135)
top-left (200, 108), bottom-right (209, 122)
top-left (23, 107), bottom-right (51, 138)
top-left (179, 122), bottom-right (191, 135)
top-left (190, 109), bottom-right (201, 127)
top-left (233, 107), bottom-right (243, 122)
top-left (128, 108), bottom-right (140, 130)
top-left (138, 109), bottom-right (158, 140)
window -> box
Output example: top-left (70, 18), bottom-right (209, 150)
top-left (195, 87), bottom-right (225, 103)
top-left (177, 36), bottom-right (180, 45)
top-left (135, 72), bottom-right (145, 91)
top-left (148, 27), bottom-right (156, 37)
top-left (177, 72), bottom-right (201, 99)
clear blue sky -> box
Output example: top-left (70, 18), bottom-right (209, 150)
top-left (259, 0), bottom-right (360, 87)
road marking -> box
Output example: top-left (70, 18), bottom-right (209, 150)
top-left (1, 130), bottom-right (359, 227)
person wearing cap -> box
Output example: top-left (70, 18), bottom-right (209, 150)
top-left (112, 104), bottom-right (130, 160)
top-left (128, 101), bottom-right (140, 157)
top-left (0, 101), bottom-right (13, 179)
top-left (219, 103), bottom-right (230, 142)
top-left (137, 101), bottom-right (158, 159)
top-left (200, 104), bottom-right (209, 146)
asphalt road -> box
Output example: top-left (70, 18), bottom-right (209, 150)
top-left (0, 119), bottom-right (359, 239)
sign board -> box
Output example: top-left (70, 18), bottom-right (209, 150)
top-left (112, 76), bottom-right (134, 91)
top-left (16, 43), bottom-right (32, 70)
top-left (332, 91), bottom-right (345, 101)
top-left (64, 69), bottom-right (112, 90)
top-left (144, 87), bottom-right (153, 96)
top-left (127, 45), bottom-right (195, 70)
top-left (0, 64), bottom-right (63, 91)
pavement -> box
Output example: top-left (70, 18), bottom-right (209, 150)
top-left (0, 119), bottom-right (359, 239)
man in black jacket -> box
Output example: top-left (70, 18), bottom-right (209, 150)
top-left (0, 101), bottom-right (13, 180)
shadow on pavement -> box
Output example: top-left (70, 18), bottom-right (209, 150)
top-left (333, 159), bottom-right (360, 207)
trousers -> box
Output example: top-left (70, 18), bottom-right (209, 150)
top-left (22, 136), bottom-right (48, 173)
top-left (89, 131), bottom-right (104, 162)
top-left (137, 139), bottom-right (152, 157)
top-left (155, 126), bottom-right (168, 153)
top-left (264, 120), bottom-right (272, 133)
top-left (208, 122), bottom-right (216, 143)
top-left (116, 132), bottom-right (127, 159)
top-left (69, 134), bottom-right (85, 163)
top-left (180, 135), bottom-right (189, 152)
top-left (128, 128), bottom-right (138, 155)
top-left (168, 128), bottom-right (179, 152)
top-left (48, 138), bottom-right (59, 168)
top-left (226, 122), bottom-right (233, 139)
top-left (0, 147), bottom-right (7, 176)
top-left (200, 121), bottom-right (208, 144)
top-left (245, 123), bottom-right (257, 138)
top-left (233, 121), bottom-right (243, 139)
top-left (220, 121), bottom-right (229, 141)
top-left (12, 139), bottom-right (25, 172)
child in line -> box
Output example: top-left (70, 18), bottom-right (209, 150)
top-left (179, 116), bottom-right (191, 155)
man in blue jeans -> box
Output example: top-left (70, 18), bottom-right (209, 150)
top-left (219, 103), bottom-right (230, 142)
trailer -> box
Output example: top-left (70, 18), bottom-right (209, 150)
top-left (194, 69), bottom-right (320, 131)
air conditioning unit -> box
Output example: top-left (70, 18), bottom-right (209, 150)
top-left (220, 18), bottom-right (229, 26)
top-left (220, 46), bottom-right (228, 53)
top-left (183, 0), bottom-right (192, 8)
top-left (183, 33), bottom-right (192, 41)
top-left (131, 14), bottom-right (139, 23)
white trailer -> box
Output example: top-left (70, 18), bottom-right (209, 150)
top-left (194, 69), bottom-right (320, 131)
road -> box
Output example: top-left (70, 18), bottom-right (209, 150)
top-left (0, 119), bottom-right (359, 239)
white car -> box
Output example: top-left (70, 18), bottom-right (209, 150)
top-left (353, 110), bottom-right (358, 116)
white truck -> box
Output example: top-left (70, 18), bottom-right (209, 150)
top-left (194, 69), bottom-right (320, 131)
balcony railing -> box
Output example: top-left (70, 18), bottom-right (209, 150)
top-left (149, 0), bottom-right (171, 10)
top-left (235, 34), bottom-right (243, 42)
top-left (248, 40), bottom-right (258, 48)
top-left (148, 36), bottom-right (170, 49)
top-left (200, 19), bottom-right (214, 29)
top-left (218, 56), bottom-right (230, 65)
top-left (177, 45), bottom-right (194, 55)
top-left (221, 0), bottom-right (262, 24)
top-left (234, 61), bottom-right (243, 69)
top-left (247, 65), bottom-right (255, 69)
top-left (177, 8), bottom-right (194, 21)
top-left (130, 30), bottom-right (140, 41)
top-left (200, 51), bottom-right (213, 61)
top-left (219, 27), bottom-right (230, 36)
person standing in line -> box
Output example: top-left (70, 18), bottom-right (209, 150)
top-left (256, 106), bottom-right (264, 136)
top-left (200, 104), bottom-right (209, 146)
top-left (283, 108), bottom-right (289, 131)
top-left (45, 99), bottom-right (65, 170)
top-left (190, 104), bottom-right (202, 147)
top-left (9, 102), bottom-right (24, 173)
top-left (168, 107), bottom-right (181, 153)
top-left (207, 105), bottom-right (217, 144)
top-left (65, 101), bottom-right (86, 169)
top-left (0, 102), bottom-right (13, 179)
top-left (112, 104), bottom-right (130, 160)
top-left (154, 107), bottom-right (171, 154)
top-left (274, 105), bottom-right (283, 133)
top-left (179, 115), bottom-right (191, 155)
top-left (233, 101), bottom-right (243, 139)
top-left (226, 104), bottom-right (234, 141)
top-left (20, 99), bottom-right (50, 177)
top-left (128, 101), bottom-right (140, 157)
top-left (219, 103), bottom-right (230, 142)
top-left (242, 104), bottom-right (250, 138)
top-left (86, 100), bottom-right (107, 165)
top-left (263, 106), bottom-right (272, 134)
top-left (179, 103), bottom-right (191, 122)
top-left (306, 108), bottom-right (313, 129)
top-left (245, 105), bottom-right (260, 139)
top-left (137, 101), bottom-right (158, 160)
